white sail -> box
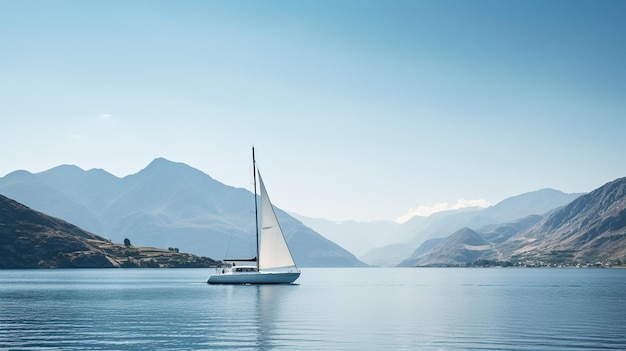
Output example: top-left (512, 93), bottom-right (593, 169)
top-left (257, 170), bottom-right (297, 271)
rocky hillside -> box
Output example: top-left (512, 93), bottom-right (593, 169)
top-left (0, 194), bottom-right (219, 268)
top-left (400, 228), bottom-right (489, 267)
top-left (503, 177), bottom-right (626, 264)
top-left (402, 177), bottom-right (626, 266)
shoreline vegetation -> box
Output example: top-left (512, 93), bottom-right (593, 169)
top-left (421, 259), bottom-right (625, 268)
top-left (2, 242), bottom-right (222, 269)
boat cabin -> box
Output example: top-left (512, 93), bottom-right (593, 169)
top-left (234, 267), bottom-right (257, 273)
top-left (218, 258), bottom-right (258, 274)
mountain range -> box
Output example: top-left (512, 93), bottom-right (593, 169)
top-left (0, 159), bottom-right (364, 267)
top-left (2, 158), bottom-right (624, 269)
top-left (296, 188), bottom-right (582, 266)
top-left (400, 177), bottom-right (626, 266)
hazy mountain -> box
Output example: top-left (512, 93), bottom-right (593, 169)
top-left (0, 159), bottom-right (365, 267)
top-left (399, 227), bottom-right (493, 267)
top-left (362, 189), bottom-right (581, 266)
top-left (403, 188), bottom-right (582, 242)
top-left (0, 194), bottom-right (218, 268)
top-left (402, 177), bottom-right (626, 266)
top-left (289, 215), bottom-right (403, 257)
top-left (480, 188), bottom-right (582, 223)
top-left (359, 243), bottom-right (417, 267)
top-left (400, 215), bottom-right (542, 267)
top-left (395, 237), bottom-right (443, 267)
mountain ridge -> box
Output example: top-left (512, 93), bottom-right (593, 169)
top-left (0, 158), bottom-right (365, 267)
top-left (403, 177), bottom-right (626, 266)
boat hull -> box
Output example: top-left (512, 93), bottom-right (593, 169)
top-left (207, 271), bottom-right (300, 285)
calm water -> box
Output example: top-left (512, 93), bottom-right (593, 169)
top-left (1, 268), bottom-right (625, 350)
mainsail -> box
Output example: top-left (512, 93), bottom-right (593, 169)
top-left (257, 170), bottom-right (297, 271)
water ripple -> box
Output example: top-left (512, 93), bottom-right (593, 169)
top-left (1, 268), bottom-right (626, 350)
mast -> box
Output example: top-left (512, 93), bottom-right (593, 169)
top-left (252, 147), bottom-right (260, 271)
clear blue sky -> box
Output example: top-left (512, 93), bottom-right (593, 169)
top-left (1, 0), bottom-right (625, 222)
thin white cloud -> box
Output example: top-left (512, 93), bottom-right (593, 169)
top-left (395, 199), bottom-right (491, 224)
top-left (98, 113), bottom-right (112, 121)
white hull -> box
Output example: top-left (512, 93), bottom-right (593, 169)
top-left (207, 271), bottom-right (300, 284)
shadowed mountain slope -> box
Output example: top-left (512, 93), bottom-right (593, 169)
top-left (0, 194), bottom-right (218, 268)
top-left (502, 177), bottom-right (626, 263)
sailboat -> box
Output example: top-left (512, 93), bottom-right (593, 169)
top-left (207, 148), bottom-right (300, 284)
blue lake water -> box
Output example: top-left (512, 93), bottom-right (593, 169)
top-left (1, 268), bottom-right (625, 350)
